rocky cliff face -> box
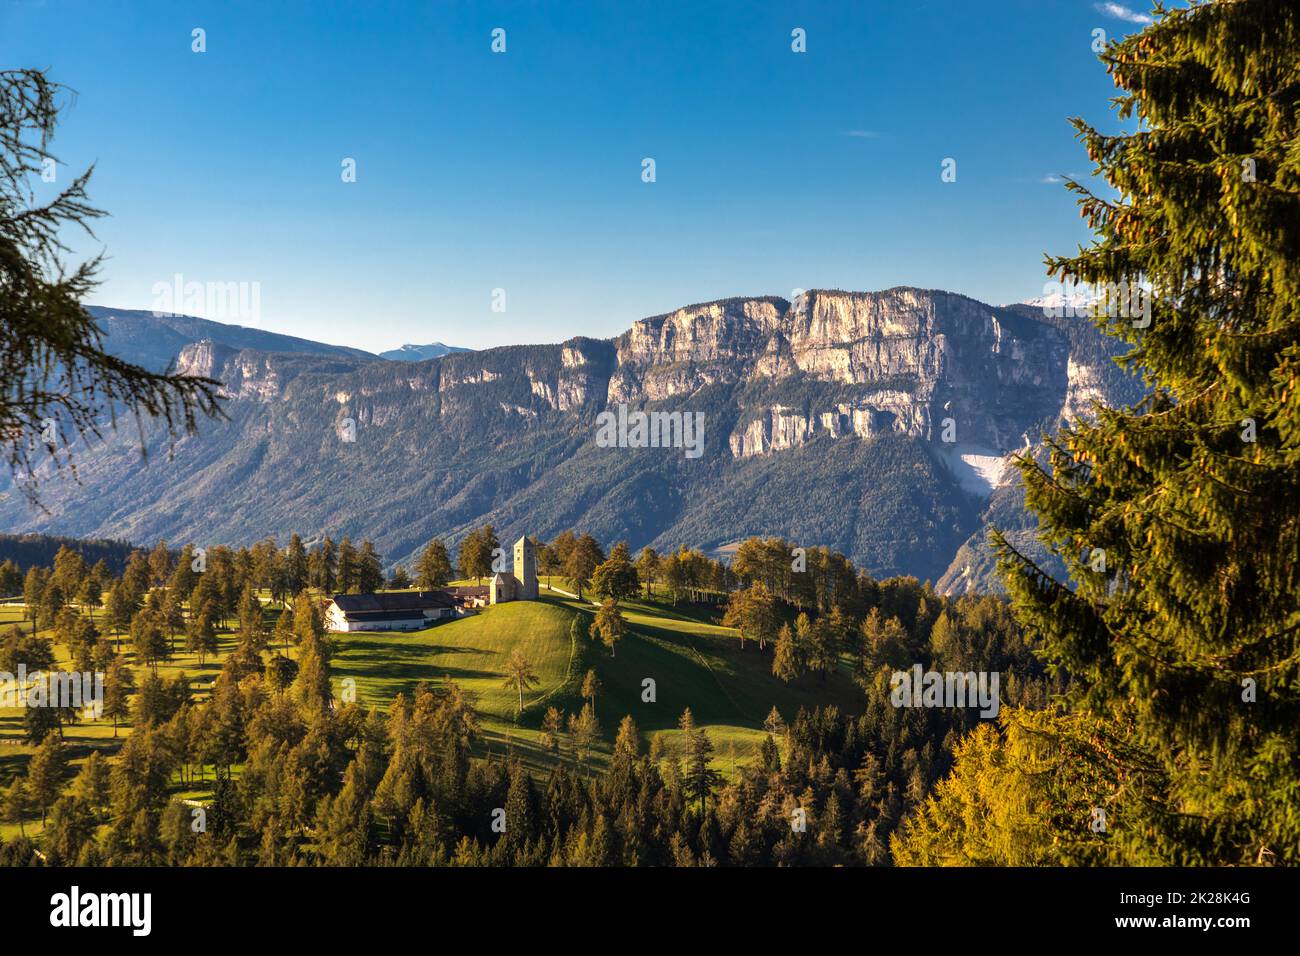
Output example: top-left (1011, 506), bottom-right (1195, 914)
top-left (392, 288), bottom-right (1079, 461)
top-left (606, 288), bottom-right (1072, 459)
top-left (0, 288), bottom-right (1140, 585)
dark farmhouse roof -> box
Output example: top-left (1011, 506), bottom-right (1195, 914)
top-left (330, 591), bottom-right (456, 619)
top-left (446, 585), bottom-right (489, 599)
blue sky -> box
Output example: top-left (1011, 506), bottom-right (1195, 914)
top-left (2, 0), bottom-right (1159, 351)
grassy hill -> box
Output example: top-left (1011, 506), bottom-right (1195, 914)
top-left (333, 585), bottom-right (863, 773)
top-left (0, 586), bottom-right (866, 838)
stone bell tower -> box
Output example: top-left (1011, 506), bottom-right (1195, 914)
top-left (513, 535), bottom-right (538, 600)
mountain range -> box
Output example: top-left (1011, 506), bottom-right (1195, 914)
top-left (2, 290), bottom-right (1145, 591)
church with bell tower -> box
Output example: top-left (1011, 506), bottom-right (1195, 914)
top-left (490, 535), bottom-right (538, 603)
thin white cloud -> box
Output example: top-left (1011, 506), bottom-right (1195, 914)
top-left (840, 129), bottom-right (879, 139)
top-left (1094, 2), bottom-right (1154, 25)
top-left (1039, 172), bottom-right (1085, 184)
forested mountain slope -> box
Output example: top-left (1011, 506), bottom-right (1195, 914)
top-left (2, 289), bottom-right (1141, 584)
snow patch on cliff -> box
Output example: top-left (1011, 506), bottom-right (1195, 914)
top-left (939, 443), bottom-right (1008, 496)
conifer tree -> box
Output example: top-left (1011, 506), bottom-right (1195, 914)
top-left (590, 542), bottom-right (640, 602)
top-left (102, 658), bottom-right (133, 737)
top-left (283, 533), bottom-right (309, 598)
top-left (51, 544), bottom-right (86, 595)
top-left (992, 0), bottom-right (1300, 864)
top-left (291, 591), bottom-right (324, 649)
top-left (264, 653), bottom-right (299, 696)
top-left (565, 534), bottom-right (604, 600)
top-left (502, 761), bottom-right (537, 853)
top-left (806, 616), bottom-right (838, 679)
top-left (568, 703), bottom-right (600, 776)
top-left (635, 546), bottom-right (660, 599)
top-left (185, 603), bottom-right (218, 666)
top-left (26, 734), bottom-right (65, 825)
top-left (37, 580), bottom-right (64, 631)
top-left (130, 608), bottom-right (168, 676)
top-left (147, 540), bottom-right (171, 587)
top-left (677, 707), bottom-right (722, 814)
top-left (0, 559), bottom-right (21, 597)
top-left (0, 70), bottom-right (222, 495)
top-left (1, 779), bottom-right (30, 837)
top-left (540, 706), bottom-right (564, 756)
top-left (414, 539), bottom-right (453, 589)
top-left (160, 587), bottom-right (184, 654)
top-left (293, 632), bottom-right (333, 716)
top-left (317, 761), bottom-right (374, 865)
top-left (613, 714), bottom-right (640, 762)
top-left (581, 668), bottom-right (602, 715)
top-left (722, 582), bottom-right (778, 651)
top-left (387, 565), bottom-right (411, 589)
top-left (357, 541), bottom-right (384, 593)
top-left (592, 599), bottom-right (625, 657)
top-left (336, 537), bottom-right (359, 594)
top-left (458, 526), bottom-right (500, 584)
top-left (273, 605), bottom-right (294, 653)
top-left (772, 623), bottom-right (800, 683)
top-left (168, 546), bottom-right (199, 599)
top-left (501, 647), bottom-right (539, 716)
top-left (309, 535), bottom-right (338, 593)
top-left (237, 585), bottom-right (265, 651)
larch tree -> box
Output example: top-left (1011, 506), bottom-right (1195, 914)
top-left (635, 546), bottom-right (660, 598)
top-left (293, 631), bottom-right (334, 716)
top-left (581, 668), bottom-right (602, 715)
top-left (593, 599), bottom-right (626, 657)
top-left (336, 537), bottom-right (359, 594)
top-left (184, 602), bottom-right (218, 666)
top-left (501, 647), bottom-right (539, 717)
top-left (102, 657), bottom-right (133, 737)
top-left (130, 608), bottom-right (168, 676)
top-left (722, 582), bottom-right (778, 651)
top-left (1, 778), bottom-right (31, 837)
top-left (26, 734), bottom-right (66, 825)
top-left (356, 541), bottom-right (384, 594)
top-left (613, 714), bottom-right (640, 762)
top-left (772, 623), bottom-right (800, 683)
top-left (414, 538), bottom-right (453, 589)
top-left (458, 527), bottom-right (495, 584)
top-left (237, 584), bottom-right (265, 651)
top-left (568, 703), bottom-right (600, 776)
top-left (566, 534), bottom-right (604, 600)
top-left (0, 71), bottom-right (223, 499)
top-left (147, 540), bottom-right (171, 588)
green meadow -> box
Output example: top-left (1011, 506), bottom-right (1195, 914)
top-left (0, 585), bottom-right (865, 837)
